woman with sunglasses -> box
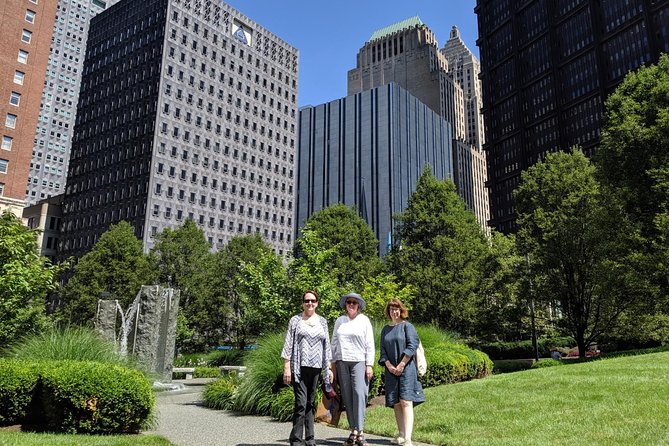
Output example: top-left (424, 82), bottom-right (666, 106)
top-left (331, 292), bottom-right (375, 446)
top-left (281, 290), bottom-right (332, 446)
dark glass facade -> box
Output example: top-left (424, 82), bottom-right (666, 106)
top-left (297, 83), bottom-right (453, 256)
top-left (476, 0), bottom-right (669, 233)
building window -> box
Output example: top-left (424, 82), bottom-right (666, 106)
top-left (0, 159), bottom-right (8, 173)
top-left (5, 114), bottom-right (17, 129)
top-left (21, 29), bottom-right (32, 44)
top-left (18, 50), bottom-right (28, 64)
top-left (0, 183), bottom-right (4, 196)
top-left (14, 71), bottom-right (25, 85)
top-left (9, 92), bottom-right (20, 106)
top-left (25, 10), bottom-right (36, 23)
top-left (1, 136), bottom-right (12, 151)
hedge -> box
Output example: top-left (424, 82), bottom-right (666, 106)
top-left (419, 342), bottom-right (493, 388)
top-left (0, 359), bottom-right (41, 425)
top-left (0, 359), bottom-right (154, 434)
top-left (474, 337), bottom-right (574, 360)
top-left (40, 360), bottom-right (155, 434)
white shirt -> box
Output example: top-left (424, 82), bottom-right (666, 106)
top-left (331, 313), bottom-right (375, 365)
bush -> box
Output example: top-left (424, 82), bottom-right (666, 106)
top-left (474, 337), bottom-right (574, 360)
top-left (491, 360), bottom-right (534, 374)
top-left (174, 349), bottom-right (246, 368)
top-left (420, 343), bottom-right (493, 387)
top-left (531, 359), bottom-right (564, 369)
top-left (40, 360), bottom-right (154, 434)
top-left (203, 376), bottom-right (238, 410)
top-left (0, 359), bottom-right (41, 425)
top-left (193, 367), bottom-right (222, 378)
top-left (269, 387), bottom-right (295, 422)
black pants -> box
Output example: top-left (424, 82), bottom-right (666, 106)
top-left (290, 366), bottom-right (321, 446)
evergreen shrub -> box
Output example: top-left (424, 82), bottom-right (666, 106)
top-left (0, 359), bottom-right (41, 425)
top-left (40, 360), bottom-right (154, 434)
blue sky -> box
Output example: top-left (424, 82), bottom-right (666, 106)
top-left (224, 1), bottom-right (479, 107)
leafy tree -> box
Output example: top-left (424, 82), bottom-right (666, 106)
top-left (194, 235), bottom-right (279, 349)
top-left (293, 204), bottom-right (382, 289)
top-left (0, 212), bottom-right (60, 346)
top-left (289, 228), bottom-right (345, 323)
top-left (360, 273), bottom-right (415, 322)
top-left (596, 54), bottom-right (669, 308)
top-left (514, 150), bottom-right (643, 357)
top-left (57, 221), bottom-right (155, 326)
top-left (390, 166), bottom-right (491, 335)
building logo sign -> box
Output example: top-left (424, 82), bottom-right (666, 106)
top-left (232, 19), bottom-right (252, 46)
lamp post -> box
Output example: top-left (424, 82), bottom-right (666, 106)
top-left (525, 254), bottom-right (539, 362)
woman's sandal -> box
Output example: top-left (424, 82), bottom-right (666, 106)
top-left (355, 434), bottom-right (370, 446)
top-left (343, 432), bottom-right (357, 446)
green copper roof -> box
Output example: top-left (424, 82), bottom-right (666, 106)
top-left (368, 16), bottom-right (424, 43)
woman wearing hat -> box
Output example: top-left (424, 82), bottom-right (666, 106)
top-left (331, 292), bottom-right (375, 446)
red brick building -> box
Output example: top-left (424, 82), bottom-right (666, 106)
top-left (0, 0), bottom-right (57, 216)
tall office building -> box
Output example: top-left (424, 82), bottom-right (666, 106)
top-left (476, 0), bottom-right (669, 233)
top-left (59, 0), bottom-right (298, 260)
top-left (25, 0), bottom-right (120, 206)
top-left (347, 17), bottom-right (490, 231)
top-left (0, 0), bottom-right (57, 216)
top-left (441, 26), bottom-right (490, 231)
top-left (297, 83), bottom-right (454, 256)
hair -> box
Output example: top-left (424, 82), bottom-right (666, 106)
top-left (384, 298), bottom-right (408, 320)
top-left (303, 290), bottom-right (319, 302)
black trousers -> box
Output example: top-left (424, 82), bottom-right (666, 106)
top-left (290, 366), bottom-right (321, 446)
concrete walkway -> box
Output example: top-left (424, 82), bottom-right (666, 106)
top-left (145, 381), bottom-right (399, 446)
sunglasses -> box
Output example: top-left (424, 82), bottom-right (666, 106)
top-left (346, 300), bottom-right (359, 305)
top-left (303, 299), bottom-right (317, 304)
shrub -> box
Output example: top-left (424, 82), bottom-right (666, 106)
top-left (192, 367), bottom-right (222, 378)
top-left (233, 332), bottom-right (286, 416)
top-left (174, 349), bottom-right (246, 368)
top-left (491, 360), bottom-right (534, 374)
top-left (531, 359), bottom-right (564, 369)
top-left (7, 326), bottom-right (131, 367)
top-left (269, 387), bottom-right (295, 422)
top-left (474, 337), bottom-right (574, 360)
top-left (420, 343), bottom-right (493, 387)
top-left (203, 376), bottom-right (238, 410)
top-left (40, 360), bottom-right (154, 434)
top-left (0, 359), bottom-right (41, 425)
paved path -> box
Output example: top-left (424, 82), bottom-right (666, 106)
top-left (145, 381), bottom-right (399, 446)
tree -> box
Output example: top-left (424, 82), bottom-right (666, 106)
top-left (293, 204), bottom-right (382, 289)
top-left (57, 221), bottom-right (155, 325)
top-left (0, 212), bottom-right (60, 346)
top-left (514, 150), bottom-right (642, 357)
top-left (390, 166), bottom-right (491, 335)
top-left (596, 54), bottom-right (669, 308)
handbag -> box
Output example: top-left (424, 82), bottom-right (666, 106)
top-left (405, 323), bottom-right (427, 377)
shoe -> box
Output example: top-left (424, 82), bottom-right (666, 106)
top-left (391, 437), bottom-right (406, 445)
top-left (344, 432), bottom-right (357, 446)
top-left (403, 441), bottom-right (413, 446)
top-left (356, 434), bottom-right (369, 446)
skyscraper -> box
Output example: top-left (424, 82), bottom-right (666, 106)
top-left (0, 0), bottom-right (57, 216)
top-left (297, 83), bottom-right (454, 256)
top-left (25, 0), bottom-right (121, 206)
top-left (441, 26), bottom-right (490, 231)
top-left (59, 0), bottom-right (298, 260)
top-left (476, 0), bottom-right (669, 233)
top-left (346, 17), bottom-right (490, 231)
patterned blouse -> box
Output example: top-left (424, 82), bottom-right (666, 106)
top-left (281, 313), bottom-right (332, 383)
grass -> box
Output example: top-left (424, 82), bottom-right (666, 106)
top-left (0, 431), bottom-right (171, 446)
top-left (364, 351), bottom-right (669, 445)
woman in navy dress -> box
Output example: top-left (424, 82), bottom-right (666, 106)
top-left (379, 298), bottom-right (425, 446)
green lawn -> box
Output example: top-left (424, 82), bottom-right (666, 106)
top-left (0, 431), bottom-right (171, 446)
top-left (365, 351), bottom-right (669, 446)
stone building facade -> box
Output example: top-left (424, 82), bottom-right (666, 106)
top-left (60, 0), bottom-right (298, 259)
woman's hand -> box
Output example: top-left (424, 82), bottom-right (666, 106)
top-left (396, 362), bottom-right (405, 375)
top-left (283, 366), bottom-right (291, 385)
top-left (365, 365), bottom-right (373, 381)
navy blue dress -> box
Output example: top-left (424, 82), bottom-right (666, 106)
top-left (379, 321), bottom-right (425, 407)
